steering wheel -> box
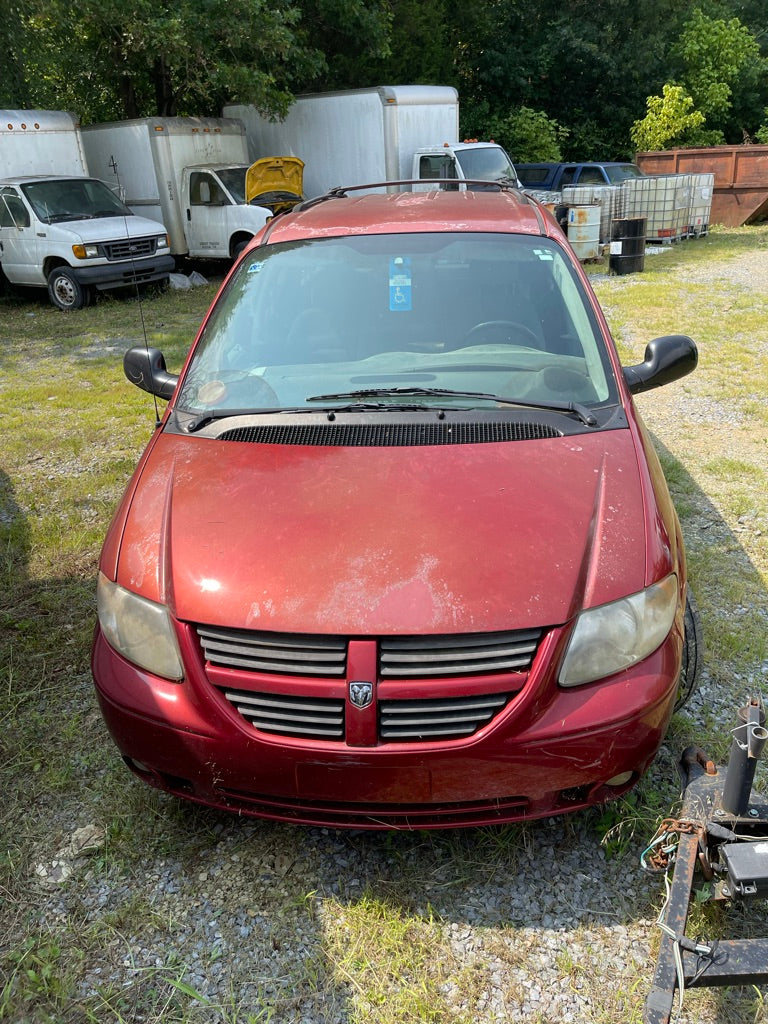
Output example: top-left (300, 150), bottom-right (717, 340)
top-left (463, 320), bottom-right (540, 347)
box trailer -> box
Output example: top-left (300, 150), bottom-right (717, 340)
top-left (224, 86), bottom-right (519, 198)
top-left (81, 117), bottom-right (302, 260)
top-left (0, 110), bottom-right (173, 309)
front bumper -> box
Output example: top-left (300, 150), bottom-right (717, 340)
top-left (71, 254), bottom-right (175, 290)
top-left (91, 622), bottom-right (682, 830)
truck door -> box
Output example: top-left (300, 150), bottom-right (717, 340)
top-left (185, 172), bottom-right (229, 258)
top-left (0, 187), bottom-right (39, 285)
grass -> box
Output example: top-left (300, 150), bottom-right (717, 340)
top-left (2, 228), bottom-right (768, 1023)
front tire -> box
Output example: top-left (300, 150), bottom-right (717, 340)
top-left (231, 237), bottom-right (252, 261)
top-left (47, 267), bottom-right (90, 311)
top-left (674, 590), bottom-right (703, 711)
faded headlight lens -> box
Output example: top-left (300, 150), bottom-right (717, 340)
top-left (558, 574), bottom-right (678, 687)
top-left (97, 572), bottom-right (184, 681)
top-left (72, 243), bottom-right (100, 259)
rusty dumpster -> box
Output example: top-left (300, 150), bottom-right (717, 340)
top-left (635, 145), bottom-right (768, 227)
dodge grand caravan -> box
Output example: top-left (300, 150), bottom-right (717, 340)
top-left (92, 182), bottom-right (700, 829)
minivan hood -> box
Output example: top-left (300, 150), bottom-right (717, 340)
top-left (116, 428), bottom-right (649, 635)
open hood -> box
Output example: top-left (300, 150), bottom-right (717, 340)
top-left (245, 157), bottom-right (304, 214)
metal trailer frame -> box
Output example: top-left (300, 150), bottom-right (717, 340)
top-left (645, 699), bottom-right (768, 1023)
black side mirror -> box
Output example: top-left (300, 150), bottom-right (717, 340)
top-left (123, 347), bottom-right (178, 400)
top-left (623, 335), bottom-right (698, 395)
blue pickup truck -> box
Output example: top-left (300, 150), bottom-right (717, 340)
top-left (516, 162), bottom-right (644, 190)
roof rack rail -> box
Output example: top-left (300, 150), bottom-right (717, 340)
top-left (294, 177), bottom-right (521, 211)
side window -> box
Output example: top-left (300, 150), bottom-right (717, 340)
top-left (559, 167), bottom-right (577, 187)
top-left (0, 188), bottom-right (30, 228)
top-left (190, 173), bottom-right (228, 206)
top-left (577, 167), bottom-right (605, 185)
top-left (419, 155), bottom-right (458, 181)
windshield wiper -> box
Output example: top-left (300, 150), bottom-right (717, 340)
top-left (185, 408), bottom-right (290, 431)
top-left (307, 387), bottom-right (598, 426)
top-left (46, 212), bottom-right (92, 223)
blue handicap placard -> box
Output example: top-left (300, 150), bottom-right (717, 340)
top-left (389, 257), bottom-right (412, 311)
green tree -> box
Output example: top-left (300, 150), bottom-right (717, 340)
top-left (0, 0), bottom-right (31, 107)
top-left (674, 7), bottom-right (761, 120)
top-left (462, 104), bottom-right (568, 162)
top-left (361, 0), bottom-right (456, 89)
top-left (11, 0), bottom-right (390, 121)
top-left (630, 83), bottom-right (706, 151)
top-left (443, 0), bottom-right (696, 159)
top-left (629, 6), bottom-right (766, 148)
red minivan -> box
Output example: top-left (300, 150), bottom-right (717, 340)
top-left (92, 183), bottom-right (700, 829)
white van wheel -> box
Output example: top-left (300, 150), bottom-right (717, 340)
top-left (47, 267), bottom-right (90, 311)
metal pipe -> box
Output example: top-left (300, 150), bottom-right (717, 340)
top-left (722, 701), bottom-right (766, 816)
top-left (747, 724), bottom-right (768, 760)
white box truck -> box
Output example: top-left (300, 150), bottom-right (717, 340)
top-left (80, 117), bottom-right (303, 262)
top-left (0, 110), bottom-right (174, 310)
top-left (224, 85), bottom-right (520, 198)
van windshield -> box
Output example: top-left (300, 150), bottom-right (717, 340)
top-left (21, 178), bottom-right (131, 224)
top-left (177, 232), bottom-right (617, 416)
top-left (454, 148), bottom-right (518, 183)
top-left (216, 167), bottom-right (249, 204)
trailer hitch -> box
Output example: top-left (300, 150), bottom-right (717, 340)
top-left (644, 698), bottom-right (768, 1023)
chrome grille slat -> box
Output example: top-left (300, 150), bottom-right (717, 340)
top-left (380, 630), bottom-right (542, 678)
top-left (380, 693), bottom-right (508, 741)
top-left (223, 689), bottom-right (344, 739)
top-left (197, 626), bottom-right (346, 677)
top-left (103, 237), bottom-right (156, 261)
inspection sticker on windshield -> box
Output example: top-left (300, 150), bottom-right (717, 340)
top-left (533, 249), bottom-right (554, 261)
top-left (389, 257), bottom-right (412, 311)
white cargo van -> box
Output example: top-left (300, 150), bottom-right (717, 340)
top-left (0, 110), bottom-right (174, 310)
top-left (80, 117), bottom-right (303, 261)
top-left (224, 85), bottom-right (520, 198)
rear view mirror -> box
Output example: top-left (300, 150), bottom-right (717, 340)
top-left (623, 335), bottom-right (698, 395)
top-left (124, 347), bottom-right (178, 400)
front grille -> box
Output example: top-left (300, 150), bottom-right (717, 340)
top-left (217, 421), bottom-right (561, 447)
top-left (215, 788), bottom-right (530, 828)
top-left (380, 692), bottom-right (509, 740)
top-left (103, 236), bottom-right (157, 261)
top-left (205, 626), bottom-right (540, 744)
top-left (197, 626), bottom-right (347, 677)
top-left (220, 687), bottom-right (510, 742)
top-left (380, 630), bottom-right (542, 677)
top-left (223, 689), bottom-right (344, 739)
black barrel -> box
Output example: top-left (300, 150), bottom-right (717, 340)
top-left (609, 217), bottom-right (646, 275)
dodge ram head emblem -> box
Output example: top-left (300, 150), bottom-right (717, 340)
top-left (349, 681), bottom-right (373, 709)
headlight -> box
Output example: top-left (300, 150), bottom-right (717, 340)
top-left (157, 234), bottom-right (170, 249)
top-left (97, 572), bottom-right (184, 680)
top-left (558, 574), bottom-right (678, 687)
top-left (72, 243), bottom-right (100, 259)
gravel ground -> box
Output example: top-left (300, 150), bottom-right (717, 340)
top-left (8, 239), bottom-right (768, 1024)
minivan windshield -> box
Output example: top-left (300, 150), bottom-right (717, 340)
top-left (21, 178), bottom-right (131, 224)
top-left (177, 232), bottom-right (616, 416)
